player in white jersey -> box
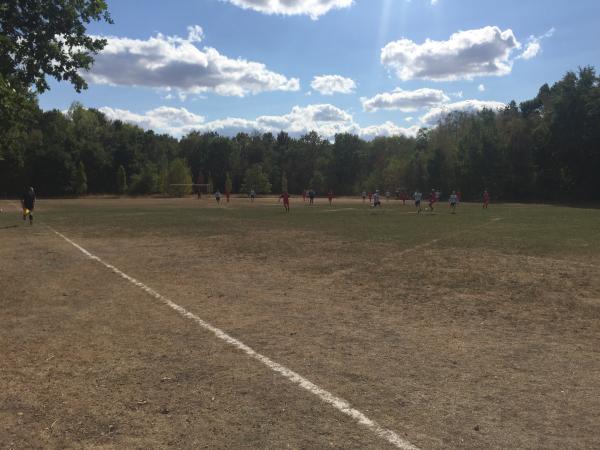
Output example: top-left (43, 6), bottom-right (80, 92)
top-left (449, 191), bottom-right (458, 214)
top-left (414, 190), bottom-right (423, 214)
top-left (372, 190), bottom-right (381, 207)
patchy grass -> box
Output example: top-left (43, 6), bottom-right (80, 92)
top-left (1, 197), bottom-right (600, 449)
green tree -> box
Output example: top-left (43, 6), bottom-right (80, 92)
top-left (74, 161), bottom-right (88, 195)
top-left (309, 171), bottom-right (325, 193)
top-left (241, 164), bottom-right (271, 194)
top-left (0, 0), bottom-right (112, 94)
top-left (129, 163), bottom-right (159, 195)
top-left (116, 165), bottom-right (127, 195)
top-left (167, 159), bottom-right (192, 197)
top-left (225, 172), bottom-right (233, 194)
top-left (158, 166), bottom-right (168, 194)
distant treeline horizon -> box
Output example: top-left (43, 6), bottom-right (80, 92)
top-left (2, 67), bottom-right (599, 201)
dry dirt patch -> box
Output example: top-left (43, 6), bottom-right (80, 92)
top-left (39, 223), bottom-right (600, 449)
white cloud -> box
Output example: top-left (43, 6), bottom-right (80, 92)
top-left (361, 88), bottom-right (449, 112)
top-left (420, 99), bottom-right (505, 125)
top-left (519, 28), bottom-right (555, 60)
top-left (478, 84), bottom-right (485, 92)
top-left (310, 75), bottom-right (356, 95)
top-left (99, 106), bottom-right (207, 136)
top-left (404, 0), bottom-right (439, 4)
top-left (520, 42), bottom-right (540, 60)
top-left (359, 122), bottom-right (420, 139)
top-left (222, 0), bottom-right (353, 20)
top-left (86, 27), bottom-right (300, 97)
top-left (186, 25), bottom-right (204, 43)
top-left (98, 104), bottom-right (418, 140)
top-left (381, 26), bottom-right (521, 81)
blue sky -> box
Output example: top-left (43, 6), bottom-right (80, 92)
top-left (39, 0), bottom-right (600, 139)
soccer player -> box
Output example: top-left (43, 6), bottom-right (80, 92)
top-left (449, 190), bottom-right (458, 214)
top-left (372, 190), bottom-right (381, 208)
top-left (414, 190), bottom-right (422, 214)
top-left (362, 191), bottom-right (367, 203)
top-left (428, 189), bottom-right (437, 212)
top-left (302, 189), bottom-right (307, 202)
top-left (327, 190), bottom-right (334, 206)
top-left (368, 192), bottom-right (372, 204)
top-left (21, 187), bottom-right (36, 225)
top-left (309, 189), bottom-right (316, 205)
top-left (280, 191), bottom-right (290, 212)
top-left (483, 190), bottom-right (490, 209)
top-left (250, 189), bottom-right (256, 202)
top-left (400, 190), bottom-right (407, 205)
top-left (215, 190), bottom-right (221, 205)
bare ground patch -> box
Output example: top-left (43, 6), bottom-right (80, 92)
top-left (37, 222), bottom-right (600, 449)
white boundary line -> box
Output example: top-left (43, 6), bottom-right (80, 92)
top-left (48, 226), bottom-right (420, 450)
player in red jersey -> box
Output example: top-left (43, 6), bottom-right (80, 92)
top-left (280, 191), bottom-right (290, 213)
top-left (483, 190), bottom-right (490, 209)
top-left (428, 189), bottom-right (437, 211)
top-left (400, 190), bottom-right (407, 205)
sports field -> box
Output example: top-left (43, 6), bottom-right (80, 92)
top-left (1, 197), bottom-right (599, 449)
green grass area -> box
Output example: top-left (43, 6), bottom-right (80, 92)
top-left (2, 199), bottom-right (599, 259)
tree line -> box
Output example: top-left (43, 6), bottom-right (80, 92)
top-left (2, 3), bottom-right (599, 202)
top-left (1, 67), bottom-right (599, 201)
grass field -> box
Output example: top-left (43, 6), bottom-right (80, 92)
top-left (1, 196), bottom-right (600, 449)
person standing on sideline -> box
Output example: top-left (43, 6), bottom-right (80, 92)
top-left (414, 190), bottom-right (423, 214)
top-left (21, 187), bottom-right (36, 225)
top-left (362, 191), bottom-right (367, 203)
top-left (449, 191), bottom-right (458, 214)
top-left (302, 189), bottom-right (307, 202)
top-left (483, 190), bottom-right (490, 209)
top-left (308, 189), bottom-right (316, 205)
top-left (327, 190), bottom-right (334, 206)
top-left (250, 189), bottom-right (256, 202)
top-left (280, 191), bottom-right (290, 213)
top-left (215, 190), bottom-right (221, 205)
